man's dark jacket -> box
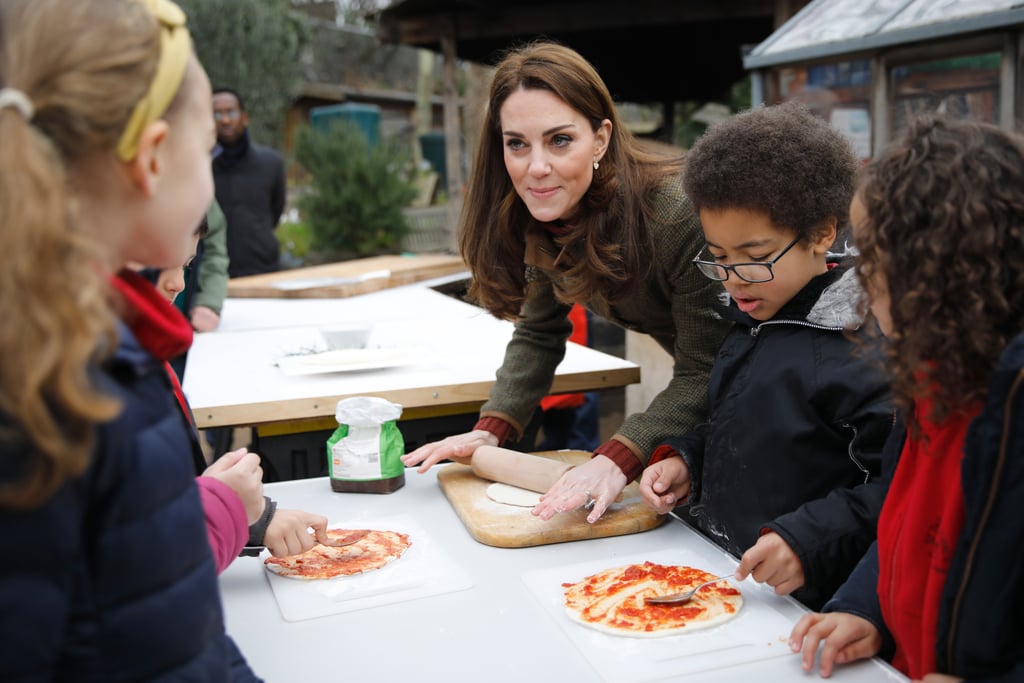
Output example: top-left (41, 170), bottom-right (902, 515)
top-left (213, 133), bottom-right (286, 278)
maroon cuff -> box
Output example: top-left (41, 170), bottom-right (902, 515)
top-left (594, 439), bottom-right (643, 483)
top-left (474, 416), bottom-right (515, 445)
top-left (647, 444), bottom-right (680, 467)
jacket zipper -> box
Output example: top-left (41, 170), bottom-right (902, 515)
top-left (944, 369), bottom-right (1023, 673)
top-left (749, 319), bottom-right (843, 336)
top-left (840, 422), bottom-right (871, 484)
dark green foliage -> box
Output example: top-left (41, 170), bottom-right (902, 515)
top-left (178, 0), bottom-right (308, 148)
top-left (294, 122), bottom-right (417, 257)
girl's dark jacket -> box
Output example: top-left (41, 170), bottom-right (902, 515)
top-left (826, 330), bottom-right (1024, 681)
top-left (664, 261), bottom-right (895, 610)
top-left (0, 298), bottom-right (258, 680)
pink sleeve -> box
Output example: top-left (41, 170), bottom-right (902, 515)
top-left (196, 476), bottom-right (249, 574)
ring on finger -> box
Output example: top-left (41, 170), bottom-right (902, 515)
top-left (583, 490), bottom-right (596, 510)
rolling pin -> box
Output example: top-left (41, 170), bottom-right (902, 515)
top-left (470, 445), bottom-right (574, 493)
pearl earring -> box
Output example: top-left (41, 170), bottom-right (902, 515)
top-left (593, 160), bottom-right (600, 171)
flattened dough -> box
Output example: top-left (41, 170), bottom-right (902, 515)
top-left (486, 482), bottom-right (543, 507)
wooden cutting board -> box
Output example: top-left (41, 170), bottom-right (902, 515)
top-left (437, 450), bottom-right (666, 548)
top-left (227, 254), bottom-right (466, 299)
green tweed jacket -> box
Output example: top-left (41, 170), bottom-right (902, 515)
top-left (479, 180), bottom-right (730, 464)
top-left (193, 199), bottom-right (229, 315)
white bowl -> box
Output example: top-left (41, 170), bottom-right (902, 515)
top-left (320, 324), bottom-right (371, 350)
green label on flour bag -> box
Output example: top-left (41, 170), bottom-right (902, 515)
top-left (328, 396), bottom-right (405, 493)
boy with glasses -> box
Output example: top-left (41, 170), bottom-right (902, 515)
top-left (639, 103), bottom-right (895, 610)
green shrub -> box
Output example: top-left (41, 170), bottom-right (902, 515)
top-left (277, 220), bottom-right (312, 260)
top-left (294, 122), bottom-right (417, 258)
top-left (179, 0), bottom-right (307, 149)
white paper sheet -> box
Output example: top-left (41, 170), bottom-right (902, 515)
top-left (263, 514), bottom-right (473, 622)
top-left (522, 545), bottom-right (809, 682)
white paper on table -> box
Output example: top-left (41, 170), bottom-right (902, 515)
top-left (275, 348), bottom-right (420, 376)
top-left (522, 545), bottom-right (807, 683)
top-left (262, 514), bottom-right (473, 622)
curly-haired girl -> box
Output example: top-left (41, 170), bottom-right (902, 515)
top-left (791, 116), bottom-right (1024, 681)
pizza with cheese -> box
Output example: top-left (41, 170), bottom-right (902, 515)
top-left (562, 561), bottom-right (742, 637)
top-left (264, 528), bottom-right (411, 580)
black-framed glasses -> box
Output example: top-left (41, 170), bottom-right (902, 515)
top-left (213, 109), bottom-right (241, 121)
top-left (692, 236), bottom-right (802, 283)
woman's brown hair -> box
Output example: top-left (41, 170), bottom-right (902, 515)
top-left (855, 115), bottom-right (1024, 427)
top-left (458, 41), bottom-right (684, 320)
top-left (0, 0), bottom-right (165, 509)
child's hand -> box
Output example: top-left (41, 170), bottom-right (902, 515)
top-left (262, 508), bottom-right (330, 557)
top-left (734, 531), bottom-right (804, 595)
top-left (190, 305), bottom-right (220, 332)
top-left (202, 448), bottom-right (265, 524)
top-left (638, 457), bottom-right (691, 514)
top-left (789, 611), bottom-right (881, 678)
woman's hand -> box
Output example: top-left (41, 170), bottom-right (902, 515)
top-left (400, 430), bottom-right (498, 473)
top-left (789, 611), bottom-right (882, 678)
top-left (638, 457), bottom-right (691, 513)
top-left (735, 531), bottom-right (805, 595)
top-left (263, 508), bottom-right (329, 557)
top-left (532, 455), bottom-right (627, 524)
top-left (202, 448), bottom-right (265, 524)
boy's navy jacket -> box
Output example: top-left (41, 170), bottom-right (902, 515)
top-left (0, 318), bottom-right (259, 681)
top-left (827, 330), bottom-right (1024, 681)
top-left (665, 260), bottom-right (894, 610)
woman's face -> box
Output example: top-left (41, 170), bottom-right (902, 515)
top-left (499, 87), bottom-right (610, 224)
top-left (850, 194), bottom-right (893, 336)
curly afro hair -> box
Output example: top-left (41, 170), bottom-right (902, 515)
top-left (683, 102), bottom-right (857, 241)
top-left (855, 115), bottom-right (1024, 426)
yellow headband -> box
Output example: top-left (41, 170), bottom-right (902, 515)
top-left (116, 0), bottom-right (191, 161)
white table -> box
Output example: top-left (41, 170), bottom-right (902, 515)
top-left (183, 285), bottom-right (639, 430)
top-left (218, 469), bottom-right (907, 683)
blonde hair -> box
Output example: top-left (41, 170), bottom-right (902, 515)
top-left (0, 0), bottom-right (167, 509)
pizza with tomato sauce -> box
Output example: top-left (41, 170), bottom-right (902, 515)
top-left (562, 562), bottom-right (742, 637)
top-left (264, 528), bottom-right (411, 580)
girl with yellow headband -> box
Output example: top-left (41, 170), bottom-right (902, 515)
top-left (0, 0), bottom-right (261, 678)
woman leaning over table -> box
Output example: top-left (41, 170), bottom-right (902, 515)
top-left (402, 41), bottom-right (730, 522)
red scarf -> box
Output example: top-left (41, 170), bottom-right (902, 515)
top-left (110, 269), bottom-right (194, 421)
top-left (110, 269), bottom-right (193, 361)
top-left (876, 394), bottom-right (977, 678)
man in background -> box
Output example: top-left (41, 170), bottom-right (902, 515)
top-left (212, 87), bottom-right (286, 277)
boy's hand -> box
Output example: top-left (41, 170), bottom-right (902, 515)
top-left (203, 448), bottom-right (265, 524)
top-left (735, 531), bottom-right (804, 595)
top-left (638, 457), bottom-right (691, 514)
top-left (263, 508), bottom-right (329, 557)
top-left (789, 611), bottom-right (881, 678)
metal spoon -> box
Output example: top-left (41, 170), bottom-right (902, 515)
top-left (644, 576), bottom-right (734, 605)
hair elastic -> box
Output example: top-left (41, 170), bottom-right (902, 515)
top-left (0, 88), bottom-right (34, 120)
